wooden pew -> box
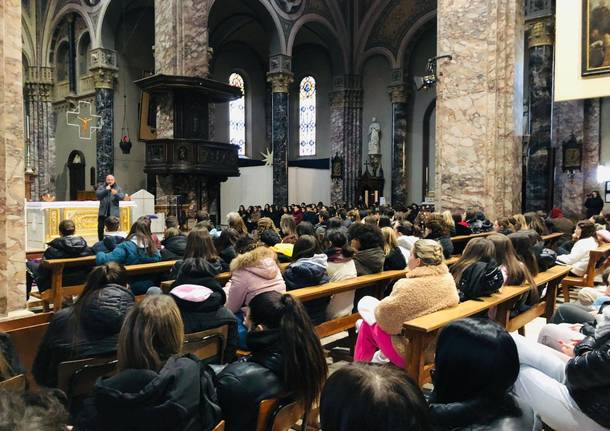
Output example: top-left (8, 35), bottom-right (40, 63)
top-left (26, 249), bottom-right (45, 261)
top-left (402, 265), bottom-right (571, 387)
top-left (541, 232), bottom-right (563, 243)
top-left (560, 242), bottom-right (610, 302)
top-left (38, 258), bottom-right (178, 310)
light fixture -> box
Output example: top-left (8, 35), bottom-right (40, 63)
top-left (415, 55), bottom-right (453, 91)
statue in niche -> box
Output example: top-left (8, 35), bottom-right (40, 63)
top-left (368, 117), bottom-right (381, 155)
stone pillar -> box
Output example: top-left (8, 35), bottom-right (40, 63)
top-left (24, 66), bottom-right (56, 198)
top-left (552, 99), bottom-right (601, 219)
top-left (524, 19), bottom-right (554, 212)
top-left (436, 0), bottom-right (524, 220)
top-left (345, 76), bottom-right (363, 207)
top-left (329, 84), bottom-right (347, 205)
top-left (90, 48), bottom-right (118, 183)
top-left (0, 0), bottom-right (26, 314)
top-left (267, 55), bottom-right (293, 207)
top-left (388, 73), bottom-right (409, 207)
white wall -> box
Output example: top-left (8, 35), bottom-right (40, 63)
top-left (220, 166), bottom-right (331, 215)
top-left (288, 167), bottom-right (330, 205)
top-left (555, 0), bottom-right (610, 101)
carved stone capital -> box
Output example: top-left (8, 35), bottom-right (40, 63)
top-left (528, 20), bottom-right (553, 49)
top-left (267, 71), bottom-right (294, 93)
top-left (269, 54), bottom-right (292, 74)
top-left (89, 48), bottom-right (118, 89)
top-left (91, 67), bottom-right (118, 89)
top-left (388, 84), bottom-right (408, 104)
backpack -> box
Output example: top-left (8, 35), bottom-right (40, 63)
top-left (199, 363), bottom-right (223, 431)
top-left (459, 260), bottom-right (504, 301)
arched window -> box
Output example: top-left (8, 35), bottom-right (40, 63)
top-left (56, 42), bottom-right (69, 82)
top-left (228, 72), bottom-right (246, 156)
top-left (299, 76), bottom-right (316, 156)
top-left (78, 33), bottom-right (91, 76)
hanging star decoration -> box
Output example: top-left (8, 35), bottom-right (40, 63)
top-left (66, 100), bottom-right (102, 140)
top-left (261, 148), bottom-right (273, 166)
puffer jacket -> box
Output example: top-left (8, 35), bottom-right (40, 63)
top-left (383, 247), bottom-right (407, 271)
top-left (96, 239), bottom-right (161, 294)
top-left (36, 235), bottom-right (93, 292)
top-left (160, 234), bottom-right (187, 261)
top-left (91, 234), bottom-right (126, 254)
top-left (32, 284), bottom-right (134, 387)
top-left (353, 247), bottom-right (385, 275)
top-left (170, 283), bottom-right (238, 363)
top-left (429, 394), bottom-right (541, 431)
top-left (566, 317), bottom-right (610, 429)
top-left (223, 247), bottom-right (286, 315)
top-left (284, 254), bottom-right (330, 325)
top-left (215, 330), bottom-right (287, 431)
top-left (77, 354), bottom-right (221, 431)
top-left (170, 257), bottom-right (223, 289)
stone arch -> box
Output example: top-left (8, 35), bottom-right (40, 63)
top-left (357, 47), bottom-right (396, 75)
top-left (397, 10), bottom-right (437, 70)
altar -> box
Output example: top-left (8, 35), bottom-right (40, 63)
top-left (26, 200), bottom-right (136, 250)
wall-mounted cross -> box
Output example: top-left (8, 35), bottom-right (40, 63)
top-left (66, 100), bottom-right (101, 140)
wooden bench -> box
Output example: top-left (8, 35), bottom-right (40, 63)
top-left (26, 249), bottom-right (45, 261)
top-left (402, 265), bottom-right (571, 387)
top-left (38, 258), bottom-right (178, 310)
top-left (560, 242), bottom-right (610, 302)
top-left (541, 232), bottom-right (563, 243)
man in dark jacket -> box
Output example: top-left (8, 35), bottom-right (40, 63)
top-left (26, 219), bottom-right (93, 297)
top-left (302, 205), bottom-right (318, 225)
top-left (161, 228), bottom-right (187, 261)
top-left (91, 216), bottom-right (125, 253)
top-left (96, 174), bottom-right (125, 241)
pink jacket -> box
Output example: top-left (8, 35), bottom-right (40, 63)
top-left (224, 248), bottom-right (286, 314)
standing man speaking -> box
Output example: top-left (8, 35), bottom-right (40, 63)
top-left (96, 174), bottom-right (125, 241)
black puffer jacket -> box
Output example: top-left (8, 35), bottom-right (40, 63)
top-left (91, 234), bottom-right (125, 253)
top-left (36, 236), bottom-right (93, 292)
top-left (0, 332), bottom-right (23, 378)
top-left (77, 354), bottom-right (221, 431)
top-left (170, 284), bottom-right (238, 363)
top-left (32, 284), bottom-right (134, 387)
top-left (566, 327), bottom-right (610, 428)
top-left (383, 247), bottom-right (407, 271)
top-left (284, 255), bottom-right (330, 325)
top-left (430, 394), bottom-right (540, 430)
top-left (170, 257), bottom-right (223, 289)
top-left (161, 235), bottom-right (187, 261)
top-left (215, 330), bottom-right (286, 431)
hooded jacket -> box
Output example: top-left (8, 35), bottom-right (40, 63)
top-left (78, 354), bottom-right (221, 431)
top-left (170, 257), bottom-right (223, 289)
top-left (96, 239), bottom-right (162, 294)
top-left (170, 283), bottom-right (238, 363)
top-left (92, 234), bottom-right (126, 254)
top-left (223, 247), bottom-right (286, 315)
top-left (375, 264), bottom-right (459, 357)
top-left (215, 330), bottom-right (286, 431)
top-left (284, 254), bottom-right (330, 325)
top-left (429, 394), bottom-right (540, 431)
top-left (353, 247), bottom-right (385, 276)
top-left (36, 235), bottom-right (93, 292)
top-left (383, 247), bottom-right (407, 271)
top-left (566, 309), bottom-right (610, 429)
top-left (32, 284), bottom-right (134, 387)
top-left (160, 234), bottom-right (187, 261)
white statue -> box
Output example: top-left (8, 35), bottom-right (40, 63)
top-left (368, 117), bottom-right (381, 155)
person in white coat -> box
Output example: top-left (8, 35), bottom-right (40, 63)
top-left (557, 221), bottom-right (599, 276)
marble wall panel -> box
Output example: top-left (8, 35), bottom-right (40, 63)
top-left (0, 0), bottom-right (26, 314)
top-left (272, 92), bottom-right (289, 206)
top-left (391, 102), bottom-right (408, 206)
top-left (96, 88), bottom-right (114, 183)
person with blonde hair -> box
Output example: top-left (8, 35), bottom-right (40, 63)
top-left (442, 210), bottom-right (456, 236)
top-left (512, 214), bottom-right (529, 231)
top-left (78, 295), bottom-right (221, 430)
top-left (279, 213), bottom-right (298, 244)
top-left (381, 226), bottom-right (408, 270)
top-left (354, 239), bottom-right (459, 367)
top-left (226, 211), bottom-right (248, 235)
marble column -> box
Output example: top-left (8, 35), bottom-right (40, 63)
top-left (25, 66), bottom-right (56, 198)
top-left (90, 48), bottom-right (118, 183)
top-left (329, 86), bottom-right (347, 205)
top-left (345, 76), bottom-right (363, 207)
top-left (67, 14), bottom-right (77, 94)
top-left (552, 99), bottom-right (601, 219)
top-left (388, 79), bottom-right (409, 207)
top-left (436, 0), bottom-right (524, 220)
top-left (524, 19), bottom-right (554, 212)
top-left (0, 0), bottom-right (26, 314)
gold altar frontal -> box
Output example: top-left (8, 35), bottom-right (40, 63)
top-left (45, 206), bottom-right (132, 242)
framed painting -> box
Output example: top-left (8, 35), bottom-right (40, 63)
top-left (582, 0), bottom-right (610, 76)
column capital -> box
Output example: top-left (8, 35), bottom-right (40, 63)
top-left (269, 54), bottom-right (292, 74)
top-left (267, 71), bottom-right (294, 93)
top-left (388, 83), bottom-right (409, 104)
top-left (89, 48), bottom-right (118, 89)
top-left (528, 20), bottom-right (553, 49)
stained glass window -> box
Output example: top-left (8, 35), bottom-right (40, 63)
top-left (229, 73), bottom-right (246, 156)
top-left (299, 76), bottom-right (316, 156)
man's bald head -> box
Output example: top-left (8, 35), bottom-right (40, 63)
top-left (105, 175), bottom-right (115, 185)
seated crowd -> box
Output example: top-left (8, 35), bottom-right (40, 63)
top-left (4, 201), bottom-right (609, 430)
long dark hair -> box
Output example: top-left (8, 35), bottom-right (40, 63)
top-left (450, 238), bottom-right (495, 285)
top-left (248, 292), bottom-right (327, 418)
top-left (320, 363), bottom-right (433, 431)
top-left (508, 232), bottom-right (539, 277)
top-left (325, 229), bottom-right (354, 258)
top-left (292, 235), bottom-right (322, 261)
top-left (214, 228), bottom-right (239, 252)
top-left (127, 220), bottom-right (157, 256)
top-left (183, 229), bottom-right (219, 261)
top-left (488, 234), bottom-right (538, 302)
top-left (432, 318), bottom-right (520, 416)
top-left (577, 220), bottom-right (597, 240)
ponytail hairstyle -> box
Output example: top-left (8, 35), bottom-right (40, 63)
top-left (248, 292), bottom-right (328, 417)
top-left (450, 238), bottom-right (496, 285)
top-left (117, 295), bottom-right (184, 372)
top-left (325, 228), bottom-right (355, 258)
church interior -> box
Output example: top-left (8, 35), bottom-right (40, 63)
top-left (1, 0), bottom-right (610, 430)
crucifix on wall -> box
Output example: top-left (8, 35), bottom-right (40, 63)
top-left (66, 100), bottom-right (102, 140)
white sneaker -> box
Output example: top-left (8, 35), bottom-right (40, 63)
top-left (371, 350), bottom-right (390, 364)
